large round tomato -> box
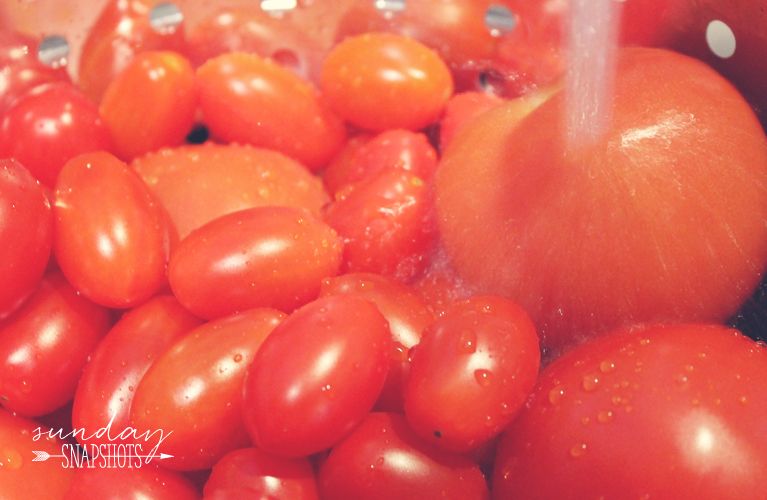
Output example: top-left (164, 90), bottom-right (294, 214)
top-left (493, 323), bottom-right (767, 499)
top-left (436, 47), bottom-right (767, 354)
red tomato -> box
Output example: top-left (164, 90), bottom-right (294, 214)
top-left (64, 465), bottom-right (201, 500)
top-left (0, 31), bottom-right (70, 115)
top-left (322, 133), bottom-right (374, 196)
top-left (0, 272), bottom-right (111, 416)
top-left (78, 0), bottom-right (186, 104)
top-left (494, 324), bottom-right (767, 499)
top-left (196, 52), bottom-right (346, 171)
top-left (71, 295), bottom-right (203, 450)
top-left (324, 168), bottom-right (438, 281)
top-left (439, 91), bottom-right (504, 152)
top-left (436, 47), bottom-right (767, 353)
top-left (100, 51), bottom-right (196, 161)
top-left (0, 159), bottom-right (52, 319)
top-left (345, 129), bottom-right (438, 186)
top-left (0, 83), bottom-right (113, 187)
top-left (54, 151), bottom-right (170, 308)
top-left (169, 206), bottom-right (343, 319)
top-left (204, 447), bottom-right (319, 500)
top-left (319, 272), bottom-right (435, 412)
top-left (318, 412), bottom-right (490, 500)
top-left (320, 33), bottom-right (454, 132)
top-left (0, 408), bottom-right (74, 500)
top-left (403, 296), bottom-right (540, 452)
top-left (131, 143), bottom-right (330, 241)
top-left (130, 308), bottom-right (285, 470)
top-left (242, 295), bottom-right (391, 457)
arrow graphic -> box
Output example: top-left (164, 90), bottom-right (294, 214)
top-left (32, 451), bottom-right (174, 461)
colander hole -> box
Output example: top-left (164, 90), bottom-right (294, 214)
top-left (37, 35), bottom-right (69, 68)
top-left (261, 0), bottom-right (298, 13)
top-left (706, 20), bottom-right (736, 59)
top-left (485, 5), bottom-right (515, 37)
top-left (375, 0), bottom-right (406, 16)
top-left (149, 2), bottom-right (183, 34)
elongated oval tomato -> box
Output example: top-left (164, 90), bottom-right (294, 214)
top-left (54, 151), bottom-right (169, 308)
top-left (169, 206), bottom-right (343, 319)
top-left (100, 51), bottom-right (196, 161)
top-left (493, 324), bottom-right (767, 499)
top-left (71, 295), bottom-right (203, 450)
top-left (131, 143), bottom-right (330, 241)
top-left (0, 408), bottom-right (74, 500)
top-left (197, 52), bottom-right (346, 171)
top-left (404, 295), bottom-right (540, 452)
top-left (130, 308), bottom-right (285, 471)
top-left (345, 129), bottom-right (439, 186)
top-left (204, 447), bottom-right (320, 500)
top-left (64, 464), bottom-right (201, 500)
top-left (0, 272), bottom-right (111, 417)
top-left (0, 159), bottom-right (52, 319)
top-left (321, 33), bottom-right (453, 132)
top-left (242, 295), bottom-right (391, 457)
top-left (318, 412), bottom-right (490, 500)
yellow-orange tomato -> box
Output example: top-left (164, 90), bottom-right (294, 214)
top-left (100, 51), bottom-right (196, 161)
top-left (321, 33), bottom-right (453, 132)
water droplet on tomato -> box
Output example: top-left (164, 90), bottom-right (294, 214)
top-left (376, 457), bottom-right (385, 466)
top-left (456, 330), bottom-right (477, 354)
top-left (581, 416), bottom-right (590, 426)
top-left (0, 447), bottom-right (23, 470)
top-left (549, 387), bottom-right (564, 404)
top-left (234, 354), bottom-right (243, 363)
top-left (569, 443), bottom-right (587, 458)
top-left (475, 369), bottom-right (493, 387)
top-left (321, 384), bottom-right (336, 400)
top-left (128, 386), bottom-right (134, 392)
top-left (599, 360), bottom-right (615, 373)
top-left (597, 410), bottom-right (614, 423)
top-left (355, 280), bottom-right (375, 291)
top-left (740, 396), bottom-right (749, 405)
top-left (674, 374), bottom-right (688, 388)
top-left (582, 374), bottom-right (600, 392)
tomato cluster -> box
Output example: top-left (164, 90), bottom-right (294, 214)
top-left (1, 0), bottom-right (767, 499)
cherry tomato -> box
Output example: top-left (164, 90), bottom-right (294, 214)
top-left (439, 91), bottom-right (504, 152)
top-left (494, 324), bottom-right (767, 499)
top-left (100, 51), bottom-right (196, 161)
top-left (204, 447), bottom-right (320, 500)
top-left (78, 0), bottom-right (186, 104)
top-left (323, 133), bottom-right (374, 197)
top-left (54, 151), bottom-right (170, 308)
top-left (0, 159), bottom-right (52, 319)
top-left (0, 31), bottom-right (71, 116)
top-left (321, 33), bottom-right (454, 132)
top-left (345, 129), bottom-right (438, 186)
top-left (436, 48), bottom-right (767, 353)
top-left (324, 168), bottom-right (438, 281)
top-left (242, 295), bottom-right (391, 457)
top-left (130, 308), bottom-right (285, 470)
top-left (169, 206), bottom-right (343, 320)
top-left (131, 143), bottom-right (330, 241)
top-left (71, 296), bottom-right (203, 450)
top-left (404, 296), bottom-right (540, 452)
top-left (318, 412), bottom-right (490, 500)
top-left (0, 83), bottom-right (113, 187)
top-left (0, 272), bottom-right (111, 417)
top-left (319, 272), bottom-right (435, 412)
top-left (196, 52), bottom-right (347, 171)
top-left (0, 408), bottom-right (74, 500)
top-left (64, 465), bottom-right (201, 500)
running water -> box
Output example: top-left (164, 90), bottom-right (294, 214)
top-left (565, 0), bottom-right (620, 150)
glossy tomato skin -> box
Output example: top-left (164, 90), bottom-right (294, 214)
top-left (0, 272), bottom-right (111, 417)
top-left (197, 52), bottom-right (346, 171)
top-left (0, 83), bottom-right (113, 187)
top-left (437, 47), bottom-right (767, 353)
top-left (319, 272), bottom-right (435, 412)
top-left (71, 295), bottom-right (203, 450)
top-left (132, 143), bottom-right (330, 241)
top-left (0, 408), bottom-right (74, 500)
top-left (100, 51), bottom-right (196, 161)
top-left (130, 308), bottom-right (285, 471)
top-left (204, 447), bottom-right (320, 500)
top-left (321, 33), bottom-right (454, 132)
top-left (78, 0), bottom-right (186, 104)
top-left (242, 295), bottom-right (391, 457)
top-left (0, 31), bottom-right (71, 116)
top-left (439, 91), bottom-right (504, 152)
top-left (345, 129), bottom-right (439, 186)
top-left (493, 324), bottom-right (767, 499)
top-left (0, 159), bottom-right (52, 319)
top-left (64, 465), bottom-right (201, 500)
top-left (169, 206), bottom-right (343, 320)
top-left (318, 412), bottom-right (490, 500)
top-left (323, 133), bottom-right (374, 197)
top-left (54, 151), bottom-right (169, 308)
top-left (404, 296), bottom-right (540, 452)
top-left (324, 168), bottom-right (437, 281)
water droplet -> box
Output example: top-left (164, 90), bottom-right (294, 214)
top-left (581, 416), bottom-right (590, 426)
top-left (582, 374), bottom-right (600, 392)
top-left (321, 384), bottom-right (336, 400)
top-left (757, 341), bottom-right (767, 348)
top-left (128, 386), bottom-right (134, 392)
top-left (474, 369), bottom-right (493, 388)
top-left (625, 406), bottom-right (633, 413)
top-left (456, 330), bottom-right (477, 354)
top-left (611, 395), bottom-right (622, 406)
top-left (597, 410), bottom-right (614, 423)
top-left (0, 447), bottom-right (23, 470)
top-left (355, 280), bottom-right (375, 292)
top-left (599, 360), bottom-right (615, 373)
top-left (376, 457), bottom-right (385, 466)
top-left (569, 443), bottom-right (587, 458)
top-left (549, 387), bottom-right (564, 404)
top-left (233, 354), bottom-right (243, 363)
top-left (639, 338), bottom-right (650, 346)
top-left (674, 374), bottom-right (688, 388)
top-left (740, 396), bottom-right (749, 405)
